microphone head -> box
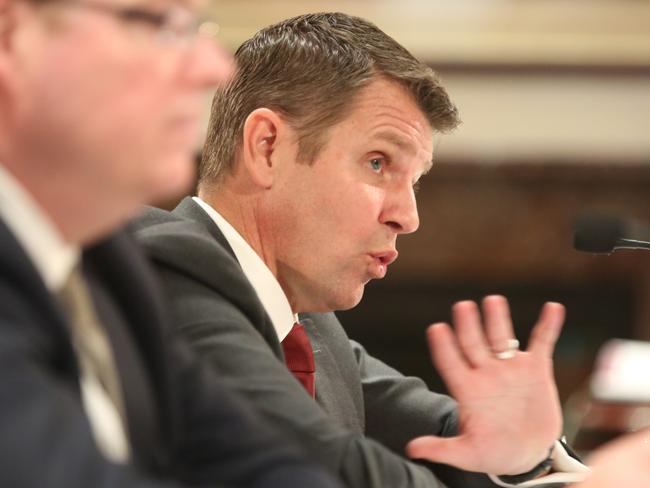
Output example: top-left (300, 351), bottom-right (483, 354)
top-left (573, 215), bottom-right (625, 254)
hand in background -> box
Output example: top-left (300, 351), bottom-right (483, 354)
top-left (407, 295), bottom-right (564, 475)
top-left (576, 429), bottom-right (650, 487)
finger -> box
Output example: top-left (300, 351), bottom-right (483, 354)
top-left (482, 295), bottom-right (517, 354)
top-left (406, 435), bottom-right (476, 471)
top-left (426, 323), bottom-right (469, 393)
top-left (527, 302), bottom-right (565, 357)
top-left (453, 300), bottom-right (491, 367)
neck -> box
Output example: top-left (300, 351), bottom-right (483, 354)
top-left (200, 181), bottom-right (280, 279)
top-left (2, 160), bottom-right (135, 246)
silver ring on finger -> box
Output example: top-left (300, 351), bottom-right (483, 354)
top-left (494, 339), bottom-right (519, 360)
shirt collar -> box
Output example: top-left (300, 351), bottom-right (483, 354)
top-left (193, 196), bottom-right (297, 341)
top-left (0, 165), bottom-right (79, 291)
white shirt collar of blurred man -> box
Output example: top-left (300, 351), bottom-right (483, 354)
top-left (0, 164), bottom-right (79, 292)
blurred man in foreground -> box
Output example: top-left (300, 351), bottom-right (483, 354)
top-left (0, 0), bottom-right (340, 486)
top-left (136, 12), bottom-right (589, 487)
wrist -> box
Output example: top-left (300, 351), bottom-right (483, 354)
top-left (496, 445), bottom-right (554, 485)
top-left (489, 438), bottom-right (590, 487)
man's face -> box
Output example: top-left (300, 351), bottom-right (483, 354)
top-left (5, 0), bottom-right (231, 206)
top-left (266, 78), bottom-right (434, 313)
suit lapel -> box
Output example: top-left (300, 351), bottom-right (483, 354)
top-left (0, 219), bottom-right (81, 378)
top-left (1, 218), bottom-right (172, 473)
top-left (171, 197), bottom-right (284, 357)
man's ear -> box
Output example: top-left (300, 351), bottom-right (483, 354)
top-left (241, 108), bottom-right (285, 189)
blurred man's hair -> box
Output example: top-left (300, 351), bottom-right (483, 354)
top-left (199, 12), bottom-right (460, 187)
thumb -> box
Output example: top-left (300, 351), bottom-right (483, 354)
top-left (406, 435), bottom-right (473, 468)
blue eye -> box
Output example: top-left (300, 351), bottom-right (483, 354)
top-left (369, 158), bottom-right (383, 172)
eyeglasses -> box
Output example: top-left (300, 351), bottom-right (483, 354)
top-left (44, 0), bottom-right (220, 46)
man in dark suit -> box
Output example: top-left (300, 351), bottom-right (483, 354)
top-left (0, 0), bottom-right (340, 486)
top-left (134, 12), bottom-right (589, 488)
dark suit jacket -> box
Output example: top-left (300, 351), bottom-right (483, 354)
top-left (133, 197), bottom-right (501, 488)
top-left (0, 217), bottom-right (340, 488)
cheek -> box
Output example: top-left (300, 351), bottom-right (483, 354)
top-left (295, 187), bottom-right (384, 275)
top-left (47, 38), bottom-right (172, 126)
top-left (31, 53), bottom-right (127, 140)
top-left (328, 185), bottom-right (383, 236)
top-left (275, 167), bottom-right (384, 262)
top-left (41, 55), bottom-right (188, 194)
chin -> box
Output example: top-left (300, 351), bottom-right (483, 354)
top-left (327, 286), bottom-right (365, 312)
top-left (148, 154), bottom-right (195, 202)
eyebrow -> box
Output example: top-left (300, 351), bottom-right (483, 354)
top-left (374, 130), bottom-right (434, 175)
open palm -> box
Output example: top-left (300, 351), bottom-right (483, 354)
top-left (407, 295), bottom-right (564, 476)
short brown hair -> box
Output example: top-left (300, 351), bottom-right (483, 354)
top-left (199, 12), bottom-right (460, 187)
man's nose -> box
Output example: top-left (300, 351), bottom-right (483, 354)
top-left (380, 184), bottom-right (420, 235)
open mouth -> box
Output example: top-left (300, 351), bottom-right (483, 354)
top-left (367, 250), bottom-right (398, 279)
top-left (369, 250), bottom-right (398, 266)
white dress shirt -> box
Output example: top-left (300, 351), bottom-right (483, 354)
top-left (193, 196), bottom-right (298, 341)
top-left (0, 165), bottom-right (129, 463)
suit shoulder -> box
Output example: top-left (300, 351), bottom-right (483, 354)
top-left (129, 206), bottom-right (249, 299)
top-left (131, 206), bottom-right (228, 260)
top-left (131, 205), bottom-right (204, 240)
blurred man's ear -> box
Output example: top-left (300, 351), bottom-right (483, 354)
top-left (241, 108), bottom-right (285, 189)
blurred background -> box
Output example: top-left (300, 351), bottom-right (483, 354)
top-left (185, 0), bottom-right (650, 455)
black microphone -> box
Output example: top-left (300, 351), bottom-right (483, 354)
top-left (573, 214), bottom-right (650, 254)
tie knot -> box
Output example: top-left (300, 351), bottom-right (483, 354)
top-left (281, 322), bottom-right (316, 397)
top-left (282, 323), bottom-right (314, 371)
top-left (57, 266), bottom-right (85, 309)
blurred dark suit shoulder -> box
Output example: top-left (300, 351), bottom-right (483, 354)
top-left (0, 216), bottom-right (339, 488)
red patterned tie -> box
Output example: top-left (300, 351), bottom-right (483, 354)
top-left (281, 323), bottom-right (315, 398)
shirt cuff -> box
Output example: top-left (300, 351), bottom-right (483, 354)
top-left (488, 439), bottom-right (591, 487)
